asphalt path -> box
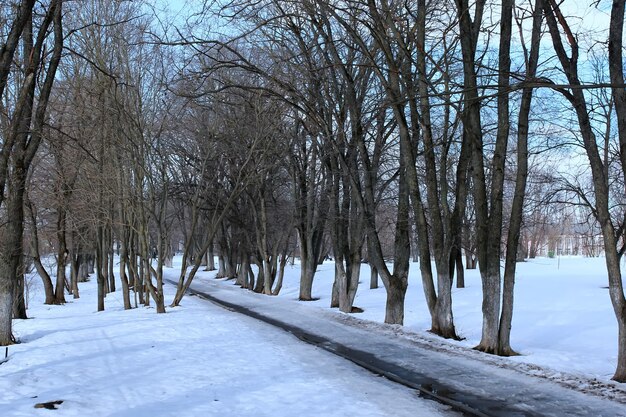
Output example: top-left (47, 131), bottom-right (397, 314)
top-left (166, 277), bottom-right (626, 417)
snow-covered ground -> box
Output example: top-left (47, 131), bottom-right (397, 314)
top-left (2, 255), bottom-right (623, 416)
top-left (1, 269), bottom-right (457, 417)
top-left (209, 256), bottom-right (622, 382)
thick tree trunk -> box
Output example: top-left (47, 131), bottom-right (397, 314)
top-left (299, 253), bottom-right (316, 301)
top-left (335, 261), bottom-right (348, 312)
top-left (0, 290), bottom-right (13, 346)
top-left (616, 313), bottom-right (626, 382)
top-left (0, 169), bottom-right (27, 345)
top-left (603, 243), bottom-right (626, 381)
top-left (238, 256), bottom-right (250, 289)
top-left (0, 0), bottom-right (62, 343)
top-left (433, 268), bottom-right (458, 339)
top-left (253, 259), bottom-right (264, 293)
top-left (384, 279), bottom-right (407, 325)
top-left (476, 267), bottom-right (501, 353)
top-left (217, 254), bottom-right (226, 278)
top-left (345, 252), bottom-right (361, 312)
top-left (77, 254), bottom-right (89, 283)
top-left (369, 265), bottom-right (378, 289)
top-left (206, 240), bottom-right (215, 271)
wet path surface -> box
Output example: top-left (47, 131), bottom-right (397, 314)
top-left (167, 277), bottom-right (626, 417)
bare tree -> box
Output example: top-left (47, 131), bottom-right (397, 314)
top-left (0, 0), bottom-right (63, 345)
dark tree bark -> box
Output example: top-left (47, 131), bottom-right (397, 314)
top-left (25, 196), bottom-right (56, 304)
top-left (0, 0), bottom-right (63, 345)
top-left (600, 0), bottom-right (626, 382)
top-left (499, 0), bottom-right (544, 356)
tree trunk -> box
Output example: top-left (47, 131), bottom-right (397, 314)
top-left (299, 253), bottom-right (316, 301)
top-left (272, 254), bottom-right (287, 295)
top-left (13, 274), bottom-right (27, 319)
top-left (118, 231), bottom-right (132, 310)
top-left (465, 250), bottom-right (477, 269)
top-left (454, 248), bottom-right (465, 289)
top-left (33, 256), bottom-right (55, 304)
top-left (87, 254), bottom-right (95, 275)
top-left (108, 227), bottom-right (115, 292)
top-left (0, 168), bottom-right (27, 345)
top-left (0, 0), bottom-right (61, 344)
top-left (369, 265), bottom-right (378, 289)
top-left (384, 279), bottom-right (407, 325)
top-left (247, 264), bottom-right (255, 291)
top-left (476, 267), bottom-right (501, 354)
top-left (206, 239), bottom-right (215, 271)
top-left (164, 242), bottom-right (173, 268)
top-left (239, 255), bottom-right (249, 289)
top-left (96, 227), bottom-right (105, 312)
top-left (606, 0), bottom-right (626, 382)
top-left (345, 252), bottom-right (361, 312)
top-left (498, 0), bottom-right (542, 357)
top-left (26, 199), bottom-right (55, 304)
top-left (253, 259), bottom-right (264, 293)
top-left (217, 254), bottom-right (226, 278)
top-left (543, 0), bottom-right (626, 380)
top-left (330, 263), bottom-right (340, 308)
top-left (54, 208), bottom-right (67, 303)
top-left (262, 259), bottom-right (273, 295)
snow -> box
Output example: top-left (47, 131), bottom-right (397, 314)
top-left (1, 267), bottom-right (456, 417)
top-left (2, 254), bottom-right (625, 415)
top-left (252, 256), bottom-right (621, 382)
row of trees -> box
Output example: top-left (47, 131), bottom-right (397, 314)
top-left (2, 0), bottom-right (626, 382)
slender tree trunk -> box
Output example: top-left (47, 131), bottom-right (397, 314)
top-left (13, 273), bottom-right (27, 319)
top-left (498, 0), bottom-right (543, 356)
top-left (26, 199), bottom-right (55, 304)
top-left (96, 226), bottom-right (105, 312)
top-left (54, 208), bottom-right (67, 303)
top-left (454, 248), bottom-right (465, 289)
top-left (70, 254), bottom-right (79, 299)
top-left (33, 256), bottom-right (55, 304)
top-left (118, 228), bottom-right (132, 310)
top-left (272, 254), bottom-right (288, 295)
top-left (108, 226), bottom-right (115, 292)
top-left (604, 0), bottom-right (626, 381)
